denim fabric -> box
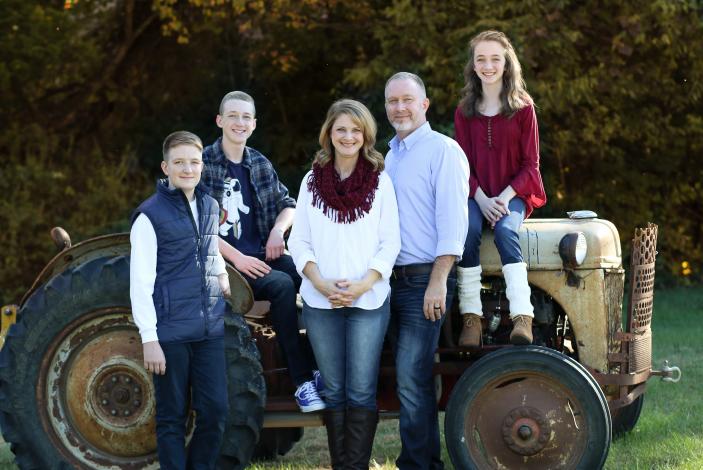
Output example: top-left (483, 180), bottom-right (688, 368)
top-left (302, 298), bottom-right (390, 410)
top-left (200, 138), bottom-right (296, 242)
top-left (388, 273), bottom-right (457, 470)
top-left (153, 338), bottom-right (228, 470)
top-left (246, 254), bottom-right (316, 386)
top-left (459, 197), bottom-right (526, 268)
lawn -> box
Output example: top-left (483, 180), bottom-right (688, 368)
top-left (1, 287), bottom-right (701, 469)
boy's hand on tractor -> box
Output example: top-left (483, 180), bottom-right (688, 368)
top-left (218, 273), bottom-right (231, 298)
top-left (143, 341), bottom-right (166, 375)
top-left (233, 252), bottom-right (271, 279)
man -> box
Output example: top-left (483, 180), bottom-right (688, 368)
top-left (384, 72), bottom-right (470, 469)
top-left (200, 91), bottom-right (324, 412)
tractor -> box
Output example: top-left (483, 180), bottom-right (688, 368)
top-left (0, 215), bottom-right (680, 469)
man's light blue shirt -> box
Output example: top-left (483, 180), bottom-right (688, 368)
top-left (385, 122), bottom-right (470, 266)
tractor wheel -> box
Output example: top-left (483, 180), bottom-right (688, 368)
top-left (252, 427), bottom-right (304, 461)
top-left (0, 256), bottom-right (264, 469)
top-left (445, 345), bottom-right (611, 470)
top-left (612, 394), bottom-right (644, 438)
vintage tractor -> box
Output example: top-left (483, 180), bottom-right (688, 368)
top-left (0, 216), bottom-right (680, 469)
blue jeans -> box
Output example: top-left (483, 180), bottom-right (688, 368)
top-left (303, 298), bottom-right (390, 410)
top-left (458, 197), bottom-right (526, 268)
top-left (153, 337), bottom-right (228, 470)
top-left (246, 254), bottom-right (316, 386)
top-left (389, 273), bottom-right (457, 470)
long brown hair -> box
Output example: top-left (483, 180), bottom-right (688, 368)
top-left (459, 30), bottom-right (533, 118)
top-left (313, 99), bottom-right (385, 171)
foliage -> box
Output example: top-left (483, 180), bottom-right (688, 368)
top-left (1, 0), bottom-right (702, 303)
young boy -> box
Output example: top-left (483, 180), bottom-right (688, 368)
top-left (200, 91), bottom-right (324, 412)
top-left (130, 131), bottom-right (231, 469)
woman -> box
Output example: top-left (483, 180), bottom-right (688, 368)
top-left (288, 99), bottom-right (400, 469)
top-left (454, 30), bottom-right (547, 347)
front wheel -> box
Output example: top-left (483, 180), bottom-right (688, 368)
top-left (445, 346), bottom-right (611, 470)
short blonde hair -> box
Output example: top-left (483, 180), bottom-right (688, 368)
top-left (219, 91), bottom-right (256, 116)
top-left (162, 131), bottom-right (203, 161)
top-left (314, 99), bottom-right (384, 171)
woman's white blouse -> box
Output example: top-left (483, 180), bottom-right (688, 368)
top-left (288, 170), bottom-right (401, 310)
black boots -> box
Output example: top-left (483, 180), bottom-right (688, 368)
top-left (344, 407), bottom-right (378, 470)
top-left (324, 407), bottom-right (379, 470)
top-left (324, 409), bottom-right (346, 469)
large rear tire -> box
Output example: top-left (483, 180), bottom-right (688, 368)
top-left (0, 256), bottom-right (264, 469)
top-left (445, 345), bottom-right (611, 470)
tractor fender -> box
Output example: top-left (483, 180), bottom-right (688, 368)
top-left (20, 233), bottom-right (254, 314)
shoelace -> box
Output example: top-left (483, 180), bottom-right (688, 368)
top-left (298, 382), bottom-right (316, 399)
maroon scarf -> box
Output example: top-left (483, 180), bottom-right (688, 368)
top-left (307, 158), bottom-right (380, 223)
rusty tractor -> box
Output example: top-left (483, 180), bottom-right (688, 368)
top-left (0, 216), bottom-right (680, 469)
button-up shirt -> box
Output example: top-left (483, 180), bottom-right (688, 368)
top-left (200, 138), bottom-right (296, 243)
top-left (385, 122), bottom-right (470, 266)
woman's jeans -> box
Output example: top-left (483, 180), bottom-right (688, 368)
top-left (302, 298), bottom-right (390, 410)
top-left (459, 197), bottom-right (526, 268)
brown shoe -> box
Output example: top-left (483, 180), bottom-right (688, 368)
top-left (510, 315), bottom-right (533, 345)
top-left (459, 313), bottom-right (482, 347)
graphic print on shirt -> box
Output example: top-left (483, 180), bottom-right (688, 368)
top-left (219, 177), bottom-right (250, 239)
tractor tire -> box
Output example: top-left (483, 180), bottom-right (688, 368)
top-left (252, 427), bottom-right (304, 461)
top-left (612, 394), bottom-right (644, 438)
top-left (445, 345), bottom-right (611, 470)
top-left (0, 255), bottom-right (265, 470)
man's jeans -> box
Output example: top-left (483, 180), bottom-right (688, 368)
top-left (153, 338), bottom-right (228, 470)
top-left (303, 298), bottom-right (390, 410)
top-left (459, 198), bottom-right (526, 268)
top-left (389, 273), bottom-right (457, 470)
top-left (246, 254), bottom-right (315, 386)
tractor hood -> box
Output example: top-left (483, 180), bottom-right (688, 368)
top-left (479, 218), bottom-right (622, 272)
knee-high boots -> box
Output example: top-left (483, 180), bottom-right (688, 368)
top-left (324, 407), bottom-right (378, 470)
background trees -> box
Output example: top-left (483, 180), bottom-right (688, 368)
top-left (1, 0), bottom-right (701, 304)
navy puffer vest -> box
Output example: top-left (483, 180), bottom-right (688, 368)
top-left (132, 180), bottom-right (225, 343)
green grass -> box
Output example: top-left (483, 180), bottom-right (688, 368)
top-left (1, 287), bottom-right (701, 469)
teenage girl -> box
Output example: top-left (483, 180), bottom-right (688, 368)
top-left (454, 30), bottom-right (546, 347)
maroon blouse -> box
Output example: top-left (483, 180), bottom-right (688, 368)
top-left (454, 104), bottom-right (546, 218)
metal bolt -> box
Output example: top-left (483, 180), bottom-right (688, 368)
top-left (3, 307), bottom-right (12, 316)
top-left (123, 410), bottom-right (130, 416)
top-left (111, 376), bottom-right (118, 383)
top-left (101, 399), bottom-right (109, 406)
top-left (124, 377), bottom-right (131, 383)
top-left (110, 409), bottom-right (117, 416)
top-left (518, 425), bottom-right (533, 440)
top-left (133, 400), bottom-right (141, 407)
top-left (133, 387), bottom-right (141, 393)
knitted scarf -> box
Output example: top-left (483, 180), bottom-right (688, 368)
top-left (307, 158), bottom-right (380, 223)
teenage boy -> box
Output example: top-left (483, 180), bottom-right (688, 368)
top-left (200, 91), bottom-right (324, 412)
top-left (130, 131), bottom-right (231, 469)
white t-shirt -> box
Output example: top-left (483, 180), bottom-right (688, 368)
top-left (288, 170), bottom-right (400, 310)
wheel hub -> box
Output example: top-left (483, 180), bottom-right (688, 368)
top-left (93, 369), bottom-right (147, 424)
top-left (502, 406), bottom-right (551, 455)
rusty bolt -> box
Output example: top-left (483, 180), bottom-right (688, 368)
top-left (111, 376), bottom-right (118, 383)
top-left (101, 399), bottom-right (109, 406)
top-left (518, 425), bottom-right (532, 440)
top-left (123, 410), bottom-right (130, 416)
top-left (124, 377), bottom-right (131, 384)
top-left (110, 409), bottom-right (117, 416)
top-left (133, 400), bottom-right (141, 407)
top-left (134, 386), bottom-right (141, 393)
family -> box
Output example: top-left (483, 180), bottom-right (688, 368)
top-left (129, 30), bottom-right (546, 470)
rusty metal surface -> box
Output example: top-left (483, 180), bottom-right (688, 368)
top-left (38, 308), bottom-right (160, 469)
top-left (0, 304), bottom-right (18, 349)
top-left (20, 233), bottom-right (131, 307)
top-left (464, 370), bottom-right (590, 469)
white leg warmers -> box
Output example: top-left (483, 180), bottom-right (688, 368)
top-left (457, 266), bottom-right (483, 316)
top-left (502, 262), bottom-right (534, 319)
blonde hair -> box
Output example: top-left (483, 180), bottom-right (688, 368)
top-left (219, 90), bottom-right (256, 116)
top-left (162, 131), bottom-right (203, 161)
top-left (459, 30), bottom-right (533, 118)
top-left (314, 99), bottom-right (384, 171)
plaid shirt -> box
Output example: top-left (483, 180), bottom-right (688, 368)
top-left (200, 138), bottom-right (296, 242)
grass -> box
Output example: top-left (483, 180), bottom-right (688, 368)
top-left (1, 287), bottom-right (701, 469)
